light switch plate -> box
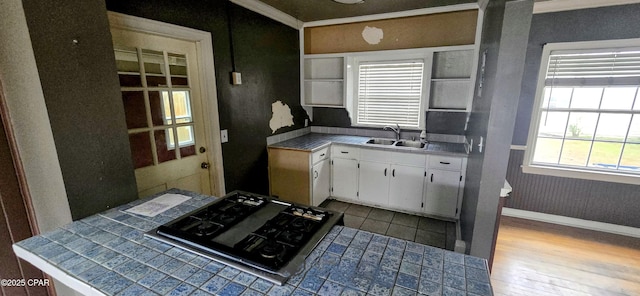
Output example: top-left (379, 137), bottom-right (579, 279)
top-left (221, 129), bottom-right (228, 143)
top-left (231, 72), bottom-right (242, 85)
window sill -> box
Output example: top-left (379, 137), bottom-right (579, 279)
top-left (521, 164), bottom-right (640, 185)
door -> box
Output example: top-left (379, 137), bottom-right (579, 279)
top-left (111, 28), bottom-right (213, 197)
top-left (331, 158), bottom-right (358, 200)
top-left (424, 169), bottom-right (461, 218)
top-left (389, 164), bottom-right (425, 212)
top-left (312, 158), bottom-right (330, 206)
top-left (358, 161), bottom-right (390, 206)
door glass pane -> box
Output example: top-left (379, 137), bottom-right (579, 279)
top-left (565, 112), bottom-right (598, 140)
top-left (129, 132), bottom-right (153, 169)
top-left (619, 144), bottom-right (640, 171)
top-left (538, 111), bottom-right (568, 138)
top-left (161, 91), bottom-right (174, 125)
top-left (627, 115), bottom-right (640, 143)
top-left (149, 91), bottom-right (167, 126)
top-left (121, 91), bottom-right (146, 129)
top-left (559, 140), bottom-right (591, 166)
top-left (588, 142), bottom-right (623, 169)
top-left (156, 129), bottom-right (177, 163)
top-left (168, 53), bottom-right (189, 86)
top-left (600, 87), bottom-right (636, 110)
top-left (172, 91), bottom-right (193, 124)
top-left (543, 87), bottom-right (572, 109)
top-left (533, 138), bottom-right (562, 164)
top-left (179, 125), bottom-right (196, 158)
top-left (569, 88), bottom-right (602, 109)
top-left (594, 114), bottom-right (632, 142)
top-left (142, 49), bottom-right (167, 87)
top-left (114, 46), bottom-right (141, 87)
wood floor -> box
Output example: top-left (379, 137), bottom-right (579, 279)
top-left (491, 216), bottom-right (640, 296)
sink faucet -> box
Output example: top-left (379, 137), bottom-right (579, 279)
top-left (383, 124), bottom-right (401, 141)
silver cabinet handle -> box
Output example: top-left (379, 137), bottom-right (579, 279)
top-left (430, 173), bottom-right (434, 182)
top-left (320, 153), bottom-right (325, 157)
top-left (384, 168), bottom-right (387, 176)
top-left (440, 161), bottom-right (450, 165)
top-left (314, 170), bottom-right (318, 179)
top-left (392, 169), bottom-right (395, 177)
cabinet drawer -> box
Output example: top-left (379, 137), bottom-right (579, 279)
top-left (360, 148), bottom-right (391, 162)
top-left (331, 145), bottom-right (359, 159)
top-left (312, 147), bottom-right (330, 164)
top-left (428, 155), bottom-right (463, 170)
top-left (392, 152), bottom-right (426, 166)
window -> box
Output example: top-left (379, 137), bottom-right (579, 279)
top-left (354, 59), bottom-right (425, 128)
top-left (523, 39), bottom-right (640, 184)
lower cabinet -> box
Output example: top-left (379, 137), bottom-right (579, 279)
top-left (424, 168), bottom-right (462, 218)
top-left (312, 158), bottom-right (331, 206)
top-left (389, 165), bottom-right (425, 212)
top-left (330, 158), bottom-right (358, 200)
top-left (358, 161), bottom-right (390, 207)
top-left (268, 147), bottom-right (330, 206)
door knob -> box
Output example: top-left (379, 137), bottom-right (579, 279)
top-left (199, 147), bottom-right (206, 153)
top-left (201, 162), bottom-right (210, 169)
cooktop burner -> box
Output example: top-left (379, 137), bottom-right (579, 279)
top-left (148, 191), bottom-right (344, 285)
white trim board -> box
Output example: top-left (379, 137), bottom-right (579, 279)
top-left (231, 0), bottom-right (302, 29)
top-left (502, 207), bottom-right (640, 238)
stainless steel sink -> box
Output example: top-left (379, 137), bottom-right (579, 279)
top-left (394, 140), bottom-right (425, 149)
top-left (366, 138), bottom-right (396, 145)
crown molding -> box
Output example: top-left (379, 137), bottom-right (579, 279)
top-left (533, 0), bottom-right (640, 14)
top-left (230, 0), bottom-right (303, 29)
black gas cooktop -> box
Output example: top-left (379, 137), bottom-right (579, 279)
top-left (148, 191), bottom-right (343, 285)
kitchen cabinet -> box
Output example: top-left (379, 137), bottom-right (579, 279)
top-left (423, 155), bottom-right (467, 219)
top-left (358, 161), bottom-right (390, 206)
top-left (330, 145), bottom-right (359, 200)
top-left (312, 158), bottom-right (330, 207)
top-left (389, 165), bottom-right (425, 212)
top-left (268, 146), bottom-right (330, 206)
top-left (358, 149), bottom-right (426, 211)
top-left (428, 48), bottom-right (475, 111)
top-left (302, 55), bottom-right (346, 107)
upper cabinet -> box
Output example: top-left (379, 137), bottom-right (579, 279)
top-left (428, 48), bottom-right (475, 111)
top-left (302, 55), bottom-right (346, 107)
top-left (300, 8), bottom-right (481, 111)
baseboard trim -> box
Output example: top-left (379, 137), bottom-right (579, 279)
top-left (502, 208), bottom-right (640, 238)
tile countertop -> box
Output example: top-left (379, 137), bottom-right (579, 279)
top-left (268, 133), bottom-right (468, 156)
top-left (13, 189), bottom-right (492, 296)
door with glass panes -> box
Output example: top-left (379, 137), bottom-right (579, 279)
top-left (111, 28), bottom-right (212, 197)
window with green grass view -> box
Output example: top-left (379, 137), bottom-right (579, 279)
top-left (525, 40), bottom-right (640, 183)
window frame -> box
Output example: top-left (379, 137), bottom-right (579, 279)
top-left (523, 38), bottom-right (640, 185)
top-left (347, 49), bottom-right (432, 130)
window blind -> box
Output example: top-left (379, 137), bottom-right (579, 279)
top-left (545, 49), bottom-right (640, 86)
top-left (357, 61), bottom-right (424, 127)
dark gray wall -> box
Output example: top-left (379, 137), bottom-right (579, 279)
top-left (22, 0), bottom-right (138, 220)
top-left (106, 0), bottom-right (306, 195)
top-left (506, 150), bottom-right (640, 227)
top-left (461, 0), bottom-right (533, 258)
top-left (508, 4), bottom-right (640, 226)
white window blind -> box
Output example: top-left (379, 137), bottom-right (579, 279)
top-left (356, 60), bottom-right (424, 128)
top-left (546, 49), bottom-right (640, 86)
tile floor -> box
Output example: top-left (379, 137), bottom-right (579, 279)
top-left (319, 199), bottom-right (457, 251)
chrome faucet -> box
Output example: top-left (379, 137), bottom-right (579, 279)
top-left (384, 124), bottom-right (401, 141)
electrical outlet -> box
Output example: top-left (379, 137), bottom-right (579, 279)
top-left (221, 129), bottom-right (228, 143)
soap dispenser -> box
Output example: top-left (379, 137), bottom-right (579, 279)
top-left (420, 130), bottom-right (427, 143)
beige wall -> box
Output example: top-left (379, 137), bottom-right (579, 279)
top-left (304, 10), bottom-right (478, 54)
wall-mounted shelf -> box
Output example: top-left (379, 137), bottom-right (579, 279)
top-left (301, 55), bottom-right (346, 108)
top-left (428, 49), bottom-right (474, 111)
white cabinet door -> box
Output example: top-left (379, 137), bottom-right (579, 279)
top-left (331, 158), bottom-right (358, 200)
top-left (312, 159), bottom-right (331, 206)
top-left (389, 165), bottom-right (425, 212)
top-left (424, 169), bottom-right (461, 218)
top-left (358, 161), bottom-right (390, 207)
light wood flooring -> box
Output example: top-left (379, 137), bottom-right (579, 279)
top-left (491, 216), bottom-right (640, 296)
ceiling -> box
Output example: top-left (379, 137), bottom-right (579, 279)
top-left (247, 0), bottom-right (640, 23)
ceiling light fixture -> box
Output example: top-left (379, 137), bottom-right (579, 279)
top-left (333, 0), bottom-right (365, 4)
